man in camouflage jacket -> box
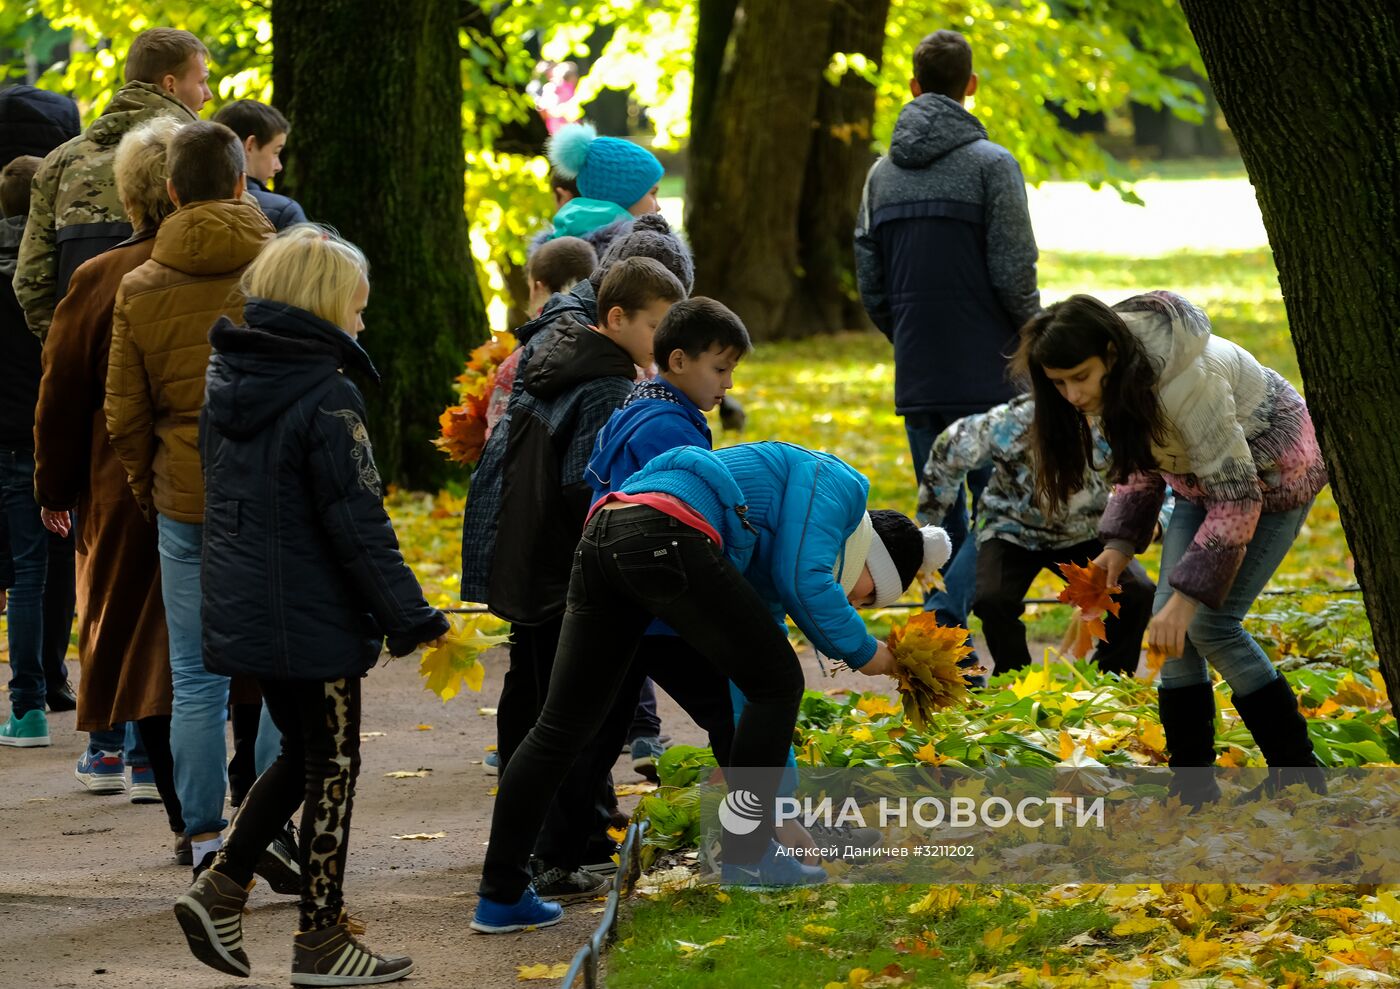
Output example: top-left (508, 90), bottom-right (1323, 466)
top-left (15, 81), bottom-right (199, 339)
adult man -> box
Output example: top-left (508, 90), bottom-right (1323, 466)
top-left (854, 28), bottom-right (1040, 640)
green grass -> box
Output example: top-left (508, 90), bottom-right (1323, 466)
top-left (608, 884), bottom-right (1120, 989)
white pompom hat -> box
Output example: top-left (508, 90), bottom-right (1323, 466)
top-left (835, 510), bottom-right (952, 608)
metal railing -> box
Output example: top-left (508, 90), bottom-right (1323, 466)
top-left (559, 819), bottom-right (651, 989)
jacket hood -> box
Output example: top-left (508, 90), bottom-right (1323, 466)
top-left (87, 82), bottom-right (197, 147)
top-left (587, 378), bottom-right (710, 491)
top-left (515, 280), bottom-right (597, 347)
top-left (204, 299), bottom-right (378, 439)
top-left (889, 93), bottom-right (987, 169)
top-left (151, 199), bottom-right (273, 276)
top-left (0, 84), bottom-right (80, 161)
top-left (1112, 291), bottom-right (1211, 384)
top-left (0, 214), bottom-right (24, 280)
top-left (551, 197), bottom-right (633, 239)
top-left (520, 313), bottom-right (636, 400)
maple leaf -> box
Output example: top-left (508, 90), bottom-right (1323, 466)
top-left (886, 614), bottom-right (980, 730)
top-left (1055, 562), bottom-right (1120, 658)
top-left (419, 615), bottom-right (510, 701)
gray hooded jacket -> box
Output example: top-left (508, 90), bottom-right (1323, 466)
top-left (855, 94), bottom-right (1040, 416)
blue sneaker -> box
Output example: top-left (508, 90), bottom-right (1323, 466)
top-left (721, 839), bottom-right (828, 889)
top-left (470, 888), bottom-right (565, 934)
top-left (128, 764), bottom-right (161, 804)
top-left (75, 749), bottom-right (126, 794)
top-left (483, 751), bottom-right (499, 776)
top-left (630, 735), bottom-right (666, 781)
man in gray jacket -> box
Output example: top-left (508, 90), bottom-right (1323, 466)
top-left (854, 28), bottom-right (1040, 645)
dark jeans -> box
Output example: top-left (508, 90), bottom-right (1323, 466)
top-left (480, 506), bottom-right (803, 902)
top-left (43, 528), bottom-right (75, 690)
top-left (228, 702), bottom-right (262, 808)
top-left (499, 615), bottom-right (618, 869)
top-left (627, 678), bottom-right (662, 742)
top-left (135, 715), bottom-right (185, 834)
top-left (0, 447), bottom-right (49, 715)
top-left (905, 412), bottom-right (989, 626)
top-left (218, 677), bottom-right (361, 933)
top-left (973, 537), bottom-right (1155, 675)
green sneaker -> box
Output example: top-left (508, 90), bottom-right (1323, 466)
top-left (0, 709), bottom-right (51, 747)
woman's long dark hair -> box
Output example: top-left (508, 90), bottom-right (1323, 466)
top-left (1011, 295), bottom-right (1168, 513)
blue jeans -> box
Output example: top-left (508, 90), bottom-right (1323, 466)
top-left (158, 515), bottom-right (229, 836)
top-left (1156, 499), bottom-right (1312, 694)
top-left (1, 447), bottom-right (49, 715)
top-left (905, 413), bottom-right (988, 630)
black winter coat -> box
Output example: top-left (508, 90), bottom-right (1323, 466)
top-left (247, 177), bottom-right (308, 231)
top-left (459, 291), bottom-right (635, 624)
top-left (200, 299), bottom-right (447, 680)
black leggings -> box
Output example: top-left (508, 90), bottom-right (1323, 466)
top-left (216, 677), bottom-right (361, 932)
top-left (480, 505), bottom-right (804, 902)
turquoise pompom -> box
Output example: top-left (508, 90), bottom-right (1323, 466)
top-left (547, 123), bottom-right (596, 179)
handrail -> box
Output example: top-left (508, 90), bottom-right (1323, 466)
top-left (558, 819), bottom-right (650, 989)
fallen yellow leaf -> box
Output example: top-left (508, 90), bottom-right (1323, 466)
top-left (384, 769), bottom-right (431, 779)
top-left (392, 832), bottom-right (446, 840)
top-left (516, 962), bottom-right (569, 980)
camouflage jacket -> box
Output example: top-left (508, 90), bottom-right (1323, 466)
top-left (14, 82), bottom-right (196, 339)
top-left (918, 394), bottom-right (1114, 550)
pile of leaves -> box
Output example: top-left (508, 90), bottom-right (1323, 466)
top-left (433, 330), bottom-right (516, 468)
top-left (887, 613), bottom-right (980, 730)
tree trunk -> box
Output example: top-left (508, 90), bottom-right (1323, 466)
top-left (790, 0), bottom-right (891, 336)
top-left (1178, 0), bottom-right (1400, 708)
top-left (273, 0), bottom-right (486, 489)
top-left (686, 0), bottom-right (835, 341)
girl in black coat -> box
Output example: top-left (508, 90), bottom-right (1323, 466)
top-left (174, 225), bottom-right (447, 987)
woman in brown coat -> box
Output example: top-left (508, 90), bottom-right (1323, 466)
top-left (33, 116), bottom-right (184, 846)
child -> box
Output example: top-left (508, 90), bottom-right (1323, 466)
top-left (461, 254), bottom-right (686, 900)
top-left (485, 235), bottom-right (597, 438)
top-left (211, 99), bottom-right (307, 230)
top-left (540, 122), bottom-right (662, 252)
top-left (105, 120), bottom-right (274, 870)
top-left (918, 394), bottom-right (1154, 677)
top-left (472, 441), bottom-right (950, 932)
top-left (1015, 291), bottom-right (1328, 805)
top-left (585, 297), bottom-right (750, 777)
top-left (175, 225), bottom-right (447, 985)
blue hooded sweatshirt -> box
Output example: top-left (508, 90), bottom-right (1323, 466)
top-left (586, 377), bottom-right (712, 501)
top-left (619, 442), bottom-right (878, 668)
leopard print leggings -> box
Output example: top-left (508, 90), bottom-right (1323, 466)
top-left (217, 677), bottom-right (362, 931)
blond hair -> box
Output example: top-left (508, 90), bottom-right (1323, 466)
top-left (241, 224), bottom-right (369, 330)
top-left (114, 116), bottom-right (184, 232)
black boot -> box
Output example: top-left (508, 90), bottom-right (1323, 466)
top-left (1231, 675), bottom-right (1326, 797)
top-left (1157, 683), bottom-right (1222, 808)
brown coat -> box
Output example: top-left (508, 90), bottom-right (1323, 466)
top-left (33, 235), bottom-right (171, 730)
top-left (105, 199), bottom-right (274, 522)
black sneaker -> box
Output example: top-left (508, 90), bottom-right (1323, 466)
top-left (530, 863), bottom-right (609, 902)
top-left (174, 834), bottom-right (193, 867)
top-left (46, 680), bottom-right (77, 713)
top-left (255, 824), bottom-right (302, 895)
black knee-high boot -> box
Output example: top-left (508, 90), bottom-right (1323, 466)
top-left (1157, 682), bottom-right (1221, 808)
top-left (1231, 675), bottom-right (1326, 795)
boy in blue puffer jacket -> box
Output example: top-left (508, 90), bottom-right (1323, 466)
top-left (585, 297), bottom-right (749, 777)
top-left (472, 441), bottom-right (951, 933)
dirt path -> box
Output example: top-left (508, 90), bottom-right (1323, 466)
top-left (0, 641), bottom-right (903, 988)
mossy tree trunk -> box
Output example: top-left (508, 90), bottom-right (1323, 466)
top-left (1180, 0), bottom-right (1400, 707)
top-left (273, 0), bottom-right (486, 488)
top-left (687, 0), bottom-right (888, 340)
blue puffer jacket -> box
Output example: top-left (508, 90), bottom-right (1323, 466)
top-left (620, 442), bottom-right (878, 668)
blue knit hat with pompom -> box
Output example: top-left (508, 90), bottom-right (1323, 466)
top-left (549, 123), bottom-right (664, 210)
